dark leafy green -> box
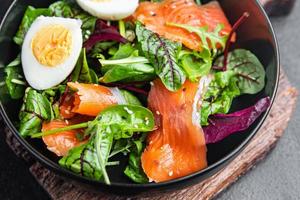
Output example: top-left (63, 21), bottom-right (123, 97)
top-left (19, 88), bottom-right (53, 137)
top-left (49, 0), bottom-right (96, 40)
top-left (136, 22), bottom-right (186, 91)
top-left (4, 55), bottom-right (26, 99)
top-left (14, 6), bottom-right (51, 45)
top-left (99, 44), bottom-right (155, 83)
top-left (120, 90), bottom-right (142, 106)
top-left (71, 48), bottom-right (92, 83)
top-left (179, 50), bottom-right (212, 82)
top-left (58, 105), bottom-right (154, 184)
top-left (214, 49), bottom-right (266, 94)
top-left (124, 134), bottom-right (148, 183)
top-left (201, 71), bottom-right (240, 126)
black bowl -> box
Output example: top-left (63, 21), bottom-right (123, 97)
top-left (0, 0), bottom-right (279, 196)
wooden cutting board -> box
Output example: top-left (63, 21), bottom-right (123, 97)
top-left (3, 70), bottom-right (298, 200)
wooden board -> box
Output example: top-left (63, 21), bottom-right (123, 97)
top-left (3, 71), bottom-right (298, 200)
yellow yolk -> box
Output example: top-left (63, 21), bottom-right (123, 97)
top-left (31, 24), bottom-right (72, 67)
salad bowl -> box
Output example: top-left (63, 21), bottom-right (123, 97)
top-left (0, 0), bottom-right (279, 195)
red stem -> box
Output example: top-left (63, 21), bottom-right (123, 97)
top-left (222, 12), bottom-right (250, 71)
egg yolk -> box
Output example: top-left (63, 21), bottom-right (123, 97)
top-left (31, 24), bottom-right (72, 67)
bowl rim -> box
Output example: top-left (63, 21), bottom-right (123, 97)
top-left (0, 0), bottom-right (280, 189)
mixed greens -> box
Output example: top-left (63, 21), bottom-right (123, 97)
top-left (1, 0), bottom-right (270, 184)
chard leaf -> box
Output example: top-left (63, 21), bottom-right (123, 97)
top-left (204, 97), bottom-right (271, 144)
top-left (214, 49), bottom-right (266, 94)
top-left (14, 6), bottom-right (51, 45)
top-left (136, 23), bottom-right (186, 91)
top-left (4, 55), bottom-right (26, 99)
top-left (19, 88), bottom-right (53, 137)
top-left (59, 138), bottom-right (105, 180)
top-left (49, 0), bottom-right (96, 40)
top-left (71, 48), bottom-right (92, 83)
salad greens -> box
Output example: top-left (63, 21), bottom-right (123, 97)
top-left (55, 105), bottom-right (155, 184)
top-left (136, 22), bottom-right (186, 91)
top-left (4, 55), bottom-right (26, 99)
top-left (2, 0), bottom-right (269, 185)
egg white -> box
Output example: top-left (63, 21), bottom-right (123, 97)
top-left (22, 16), bottom-right (83, 90)
top-left (76, 0), bottom-right (139, 21)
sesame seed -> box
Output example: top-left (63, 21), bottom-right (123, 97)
top-left (156, 111), bottom-right (160, 115)
top-left (168, 171), bottom-right (173, 176)
top-left (124, 107), bottom-right (134, 114)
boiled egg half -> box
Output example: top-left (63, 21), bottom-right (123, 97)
top-left (22, 16), bottom-right (83, 90)
top-left (76, 0), bottom-right (139, 21)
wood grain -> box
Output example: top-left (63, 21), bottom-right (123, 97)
top-left (3, 71), bottom-right (298, 200)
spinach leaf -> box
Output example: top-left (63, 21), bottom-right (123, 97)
top-left (4, 55), bottom-right (26, 99)
top-left (58, 105), bottom-right (155, 184)
top-left (214, 49), bottom-right (266, 94)
top-left (99, 44), bottom-right (155, 83)
top-left (201, 71), bottom-right (240, 126)
top-left (100, 63), bottom-right (155, 83)
top-left (49, 0), bottom-right (96, 40)
top-left (120, 90), bottom-right (142, 106)
top-left (71, 48), bottom-right (92, 83)
top-left (14, 6), bottom-right (51, 45)
top-left (136, 23), bottom-right (186, 91)
top-left (124, 134), bottom-right (148, 183)
top-left (179, 50), bottom-right (212, 82)
top-left (19, 88), bottom-right (53, 137)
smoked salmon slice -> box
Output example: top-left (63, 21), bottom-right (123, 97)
top-left (60, 82), bottom-right (126, 117)
top-left (142, 78), bottom-right (211, 182)
top-left (132, 0), bottom-right (234, 51)
top-left (42, 120), bottom-right (87, 156)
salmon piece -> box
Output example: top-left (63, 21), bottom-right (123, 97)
top-left (42, 120), bottom-right (87, 157)
top-left (132, 0), bottom-right (234, 51)
top-left (61, 83), bottom-right (126, 117)
top-left (142, 79), bottom-right (209, 182)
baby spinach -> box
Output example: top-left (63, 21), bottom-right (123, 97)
top-left (214, 49), bottom-right (266, 94)
top-left (136, 23), bottom-right (186, 91)
top-left (56, 105), bottom-right (155, 184)
top-left (120, 90), bottom-right (142, 106)
top-left (14, 6), bottom-right (51, 45)
top-left (19, 88), bottom-right (53, 137)
top-left (4, 55), bottom-right (26, 99)
top-left (99, 44), bottom-right (155, 83)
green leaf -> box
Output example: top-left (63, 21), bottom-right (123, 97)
top-left (179, 50), bottom-right (212, 82)
top-left (124, 134), bottom-right (148, 183)
top-left (4, 55), bottom-right (26, 99)
top-left (100, 63), bottom-right (155, 83)
top-left (167, 23), bottom-right (227, 56)
top-left (19, 88), bottom-right (53, 137)
top-left (49, 0), bottom-right (96, 40)
top-left (136, 23), bottom-right (186, 91)
top-left (58, 105), bottom-right (155, 184)
top-left (14, 6), bottom-right (51, 45)
top-left (200, 71), bottom-right (240, 126)
top-left (86, 105), bottom-right (155, 140)
top-left (71, 48), bottom-right (92, 83)
top-left (59, 139), bottom-right (104, 180)
top-left (214, 49), bottom-right (266, 94)
top-left (120, 90), bottom-right (142, 106)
